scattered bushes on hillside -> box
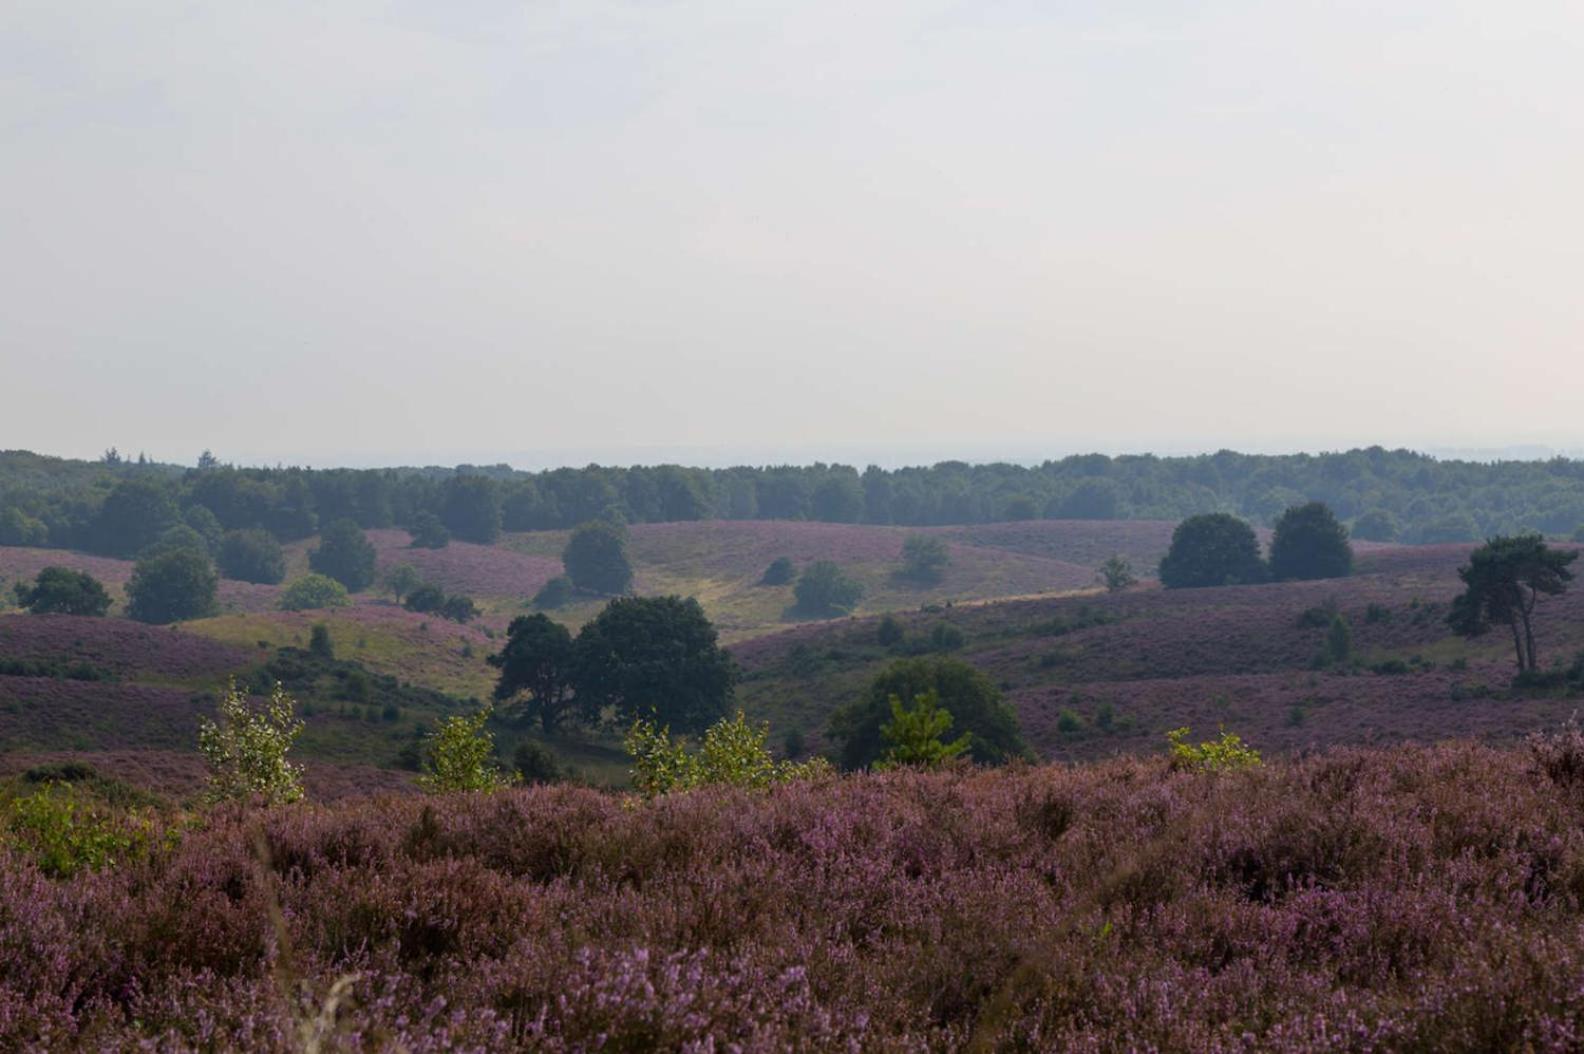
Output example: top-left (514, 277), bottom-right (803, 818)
top-left (279, 573), bottom-right (350, 611)
top-left (794, 560), bottom-right (864, 617)
top-left (1159, 513), bottom-right (1267, 589)
top-left (126, 546), bottom-right (218, 624)
top-left (760, 556), bottom-right (795, 586)
top-left (13, 566), bottom-right (111, 616)
top-left (829, 657), bottom-right (1028, 770)
top-left (309, 518), bottom-right (377, 592)
top-left (563, 520), bottom-right (633, 595)
top-left (625, 710), bottom-right (831, 796)
top-left (197, 679), bottom-right (305, 805)
top-left (1269, 502), bottom-right (1353, 581)
top-left (216, 528), bottom-right (286, 584)
top-left (402, 582), bottom-right (477, 622)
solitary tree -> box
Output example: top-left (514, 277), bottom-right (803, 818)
top-left (760, 556), bottom-right (796, 586)
top-left (489, 614), bottom-right (578, 733)
top-left (279, 574), bottom-right (349, 612)
top-left (899, 534), bottom-right (950, 584)
top-left (1269, 502), bottom-right (1353, 581)
top-left (382, 562), bottom-right (422, 604)
top-left (1158, 514), bottom-right (1267, 589)
top-left (418, 706), bottom-right (514, 793)
top-left (1447, 535), bottom-right (1577, 674)
top-left (197, 680), bottom-right (305, 806)
top-left (562, 521), bottom-right (633, 595)
top-left (794, 561), bottom-right (864, 617)
top-left (1097, 554), bottom-right (1136, 593)
top-left (407, 512), bottom-right (450, 550)
top-left (127, 547), bottom-right (218, 623)
top-left (309, 519), bottom-right (377, 592)
top-left (573, 595), bottom-right (737, 733)
top-left (14, 567), bottom-right (112, 616)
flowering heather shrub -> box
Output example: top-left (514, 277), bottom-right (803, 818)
top-left (7, 745), bottom-right (1584, 1048)
top-left (626, 710), bottom-right (832, 796)
top-left (1165, 726), bottom-right (1262, 771)
top-left (197, 680), bottom-right (305, 805)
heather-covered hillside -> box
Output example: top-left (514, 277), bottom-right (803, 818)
top-left (6, 744), bottom-right (1584, 1050)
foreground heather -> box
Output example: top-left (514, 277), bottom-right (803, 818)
top-left (6, 743), bottom-right (1584, 1051)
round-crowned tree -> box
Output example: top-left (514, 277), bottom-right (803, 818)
top-left (279, 573), bottom-right (350, 612)
top-left (489, 613), bottom-right (577, 733)
top-left (1269, 502), bottom-right (1353, 581)
top-left (407, 512), bottom-right (450, 550)
top-left (794, 561), bottom-right (864, 616)
top-left (217, 528), bottom-right (287, 584)
top-left (827, 657), bottom-right (1029, 770)
top-left (14, 567), bottom-right (112, 616)
top-left (572, 595), bottom-right (737, 733)
top-left (1158, 513), bottom-right (1267, 589)
top-left (562, 521), bottom-right (633, 595)
top-left (127, 547), bottom-right (218, 624)
top-left (309, 519), bottom-right (377, 592)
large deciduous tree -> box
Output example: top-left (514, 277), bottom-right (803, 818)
top-left (14, 567), bottom-right (112, 616)
top-left (562, 520), bottom-right (633, 595)
top-left (127, 547), bottom-right (219, 623)
top-left (828, 657), bottom-right (1029, 771)
top-left (1447, 535), bottom-right (1576, 674)
top-left (489, 614), bottom-right (577, 733)
top-left (1158, 513), bottom-right (1267, 589)
top-left (573, 596), bottom-right (737, 733)
top-left (1269, 502), bottom-right (1353, 581)
top-left (309, 519), bottom-right (377, 592)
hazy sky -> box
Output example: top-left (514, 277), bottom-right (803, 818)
top-left (5, 1), bottom-right (1583, 468)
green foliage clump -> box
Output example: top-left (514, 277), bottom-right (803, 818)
top-left (574, 595), bottom-right (738, 734)
top-left (0, 506), bottom-right (49, 546)
top-left (217, 528), bottom-right (286, 585)
top-left (280, 573), bottom-right (350, 612)
top-left (309, 519), bottom-right (377, 592)
top-left (829, 657), bottom-right (1029, 770)
top-left (489, 613), bottom-right (576, 732)
top-left (1159, 513), bottom-right (1267, 589)
top-left (308, 623), bottom-right (334, 659)
top-left (382, 563), bottom-right (421, 604)
top-left (760, 556), bottom-right (796, 586)
top-left (1269, 502), bottom-right (1353, 581)
top-left (794, 560), bottom-right (864, 617)
top-left (1165, 726), bottom-right (1262, 772)
top-left (899, 534), bottom-right (950, 584)
top-left (513, 740), bottom-right (564, 785)
top-left (2, 782), bottom-right (165, 878)
top-left (1448, 534), bottom-right (1578, 673)
top-left (418, 706), bottom-right (514, 794)
top-left (197, 680), bottom-right (305, 805)
top-left (625, 711), bottom-right (831, 797)
top-left (14, 566), bottom-right (112, 616)
top-left (876, 691), bottom-right (970, 770)
top-left (1324, 614), bottom-right (1353, 665)
top-left (532, 575), bottom-right (575, 609)
top-left (127, 547), bottom-right (219, 624)
top-left (563, 520), bottom-right (633, 595)
top-left (1352, 509), bottom-right (1399, 542)
top-left (439, 475), bottom-right (502, 544)
top-left (1097, 554), bottom-right (1136, 593)
top-left (407, 511), bottom-right (450, 550)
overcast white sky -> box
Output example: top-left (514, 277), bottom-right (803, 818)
top-left (4, 1), bottom-right (1583, 468)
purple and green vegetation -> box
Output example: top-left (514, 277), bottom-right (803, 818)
top-left (8, 739), bottom-right (1584, 1048)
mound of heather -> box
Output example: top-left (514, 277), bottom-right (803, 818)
top-left (0, 614), bottom-right (251, 680)
top-left (365, 529), bottom-right (562, 600)
top-left (8, 744), bottom-right (1584, 1049)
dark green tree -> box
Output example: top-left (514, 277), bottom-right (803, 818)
top-left (217, 528), bottom-right (286, 584)
top-left (489, 613), bottom-right (578, 733)
top-left (440, 475), bottom-right (502, 544)
top-left (899, 534), bottom-right (950, 584)
top-left (1097, 554), bottom-right (1136, 593)
top-left (14, 567), bottom-right (112, 616)
top-left (309, 519), bottom-right (377, 592)
top-left (403, 583), bottom-right (446, 614)
top-left (1158, 513), bottom-right (1267, 589)
top-left (827, 657), bottom-right (1029, 770)
top-left (1055, 478), bottom-right (1121, 520)
top-left (382, 563), bottom-right (421, 604)
top-left (760, 556), bottom-right (796, 586)
top-left (532, 575), bottom-right (575, 609)
top-left (572, 595), bottom-right (737, 733)
top-left (1447, 535), bottom-right (1577, 673)
top-left (93, 478), bottom-right (179, 557)
top-left (811, 473), bottom-right (864, 523)
top-left (182, 505), bottom-right (224, 553)
top-left (563, 521), bottom-right (633, 595)
top-left (0, 507), bottom-right (48, 546)
top-left (794, 561), bottom-right (864, 616)
top-left (1351, 509), bottom-right (1399, 543)
top-left (407, 511), bottom-right (450, 550)
top-left (1269, 502), bottom-right (1353, 581)
top-left (126, 547), bottom-right (218, 624)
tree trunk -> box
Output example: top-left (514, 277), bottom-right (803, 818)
top-left (1509, 618), bottom-right (1529, 672)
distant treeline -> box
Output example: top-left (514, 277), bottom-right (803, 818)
top-left (3, 447), bottom-right (1584, 557)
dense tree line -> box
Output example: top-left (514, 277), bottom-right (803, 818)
top-left (7, 446), bottom-right (1584, 558)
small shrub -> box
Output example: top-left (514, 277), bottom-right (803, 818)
top-left (418, 706), bottom-right (514, 793)
top-left (308, 623), bottom-right (334, 660)
top-left (876, 615), bottom-right (904, 648)
top-left (2, 783), bottom-right (163, 879)
top-left (280, 574), bottom-right (350, 612)
top-left (1365, 602), bottom-right (1393, 624)
top-left (1372, 659), bottom-right (1410, 676)
top-left (404, 583), bottom-right (446, 614)
top-left (1056, 709), bottom-right (1086, 737)
top-left (927, 622), bottom-right (965, 652)
top-left (760, 556), bottom-right (795, 586)
top-left (1165, 726), bottom-right (1262, 772)
top-left (197, 680), bottom-right (305, 805)
top-left (877, 691), bottom-right (970, 770)
top-left (625, 711), bottom-right (831, 796)
top-left (513, 740), bottom-right (563, 785)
